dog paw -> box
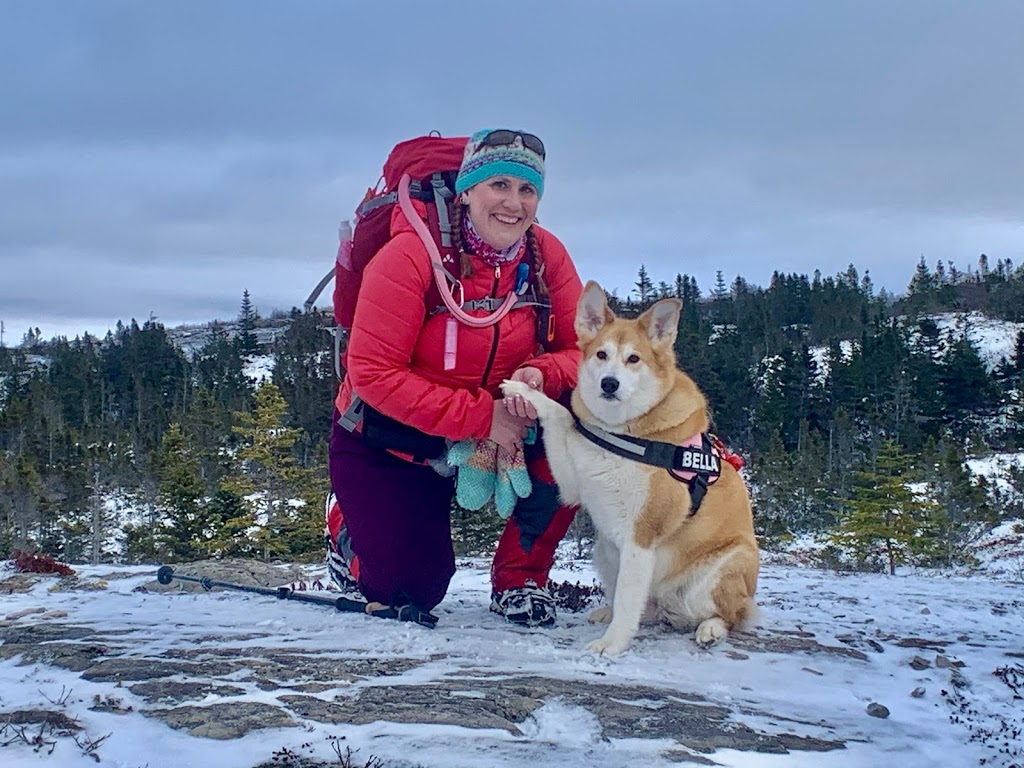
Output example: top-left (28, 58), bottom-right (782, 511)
top-left (694, 617), bottom-right (728, 648)
top-left (500, 380), bottom-right (532, 400)
top-left (586, 632), bottom-right (631, 656)
top-left (587, 606), bottom-right (613, 624)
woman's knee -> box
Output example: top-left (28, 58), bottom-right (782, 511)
top-left (356, 544), bottom-right (454, 610)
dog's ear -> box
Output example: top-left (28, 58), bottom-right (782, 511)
top-left (638, 297), bottom-right (682, 349)
top-left (575, 281), bottom-right (614, 343)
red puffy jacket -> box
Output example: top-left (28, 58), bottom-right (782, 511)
top-left (335, 203), bottom-right (583, 442)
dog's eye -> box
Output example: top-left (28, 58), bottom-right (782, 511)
top-left (596, 350), bottom-right (608, 360)
top-left (627, 354), bottom-right (640, 364)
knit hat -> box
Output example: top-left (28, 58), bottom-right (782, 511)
top-left (454, 129), bottom-right (545, 197)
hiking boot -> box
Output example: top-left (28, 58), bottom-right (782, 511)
top-left (325, 492), bottom-right (361, 594)
top-left (326, 546), bottom-right (360, 594)
top-left (491, 581), bottom-right (556, 628)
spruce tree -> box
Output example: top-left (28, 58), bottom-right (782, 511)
top-left (1004, 331), bottom-right (1024, 447)
top-left (271, 308), bottom-right (336, 448)
top-left (830, 440), bottom-right (945, 574)
top-left (237, 290), bottom-right (260, 356)
top-left (85, 449), bottom-right (112, 565)
top-left (156, 423), bottom-right (209, 559)
top-left (789, 426), bottom-right (834, 530)
top-left (4, 454), bottom-right (43, 554)
top-left (940, 336), bottom-right (996, 439)
top-left (713, 270), bottom-right (729, 300)
top-left (223, 382), bottom-right (319, 560)
top-left (205, 487), bottom-right (252, 558)
top-left (922, 441), bottom-right (995, 564)
top-left (0, 458), bottom-right (12, 555)
top-left (749, 429), bottom-right (793, 540)
top-left (905, 257), bottom-right (943, 316)
top-left (634, 265), bottom-right (654, 307)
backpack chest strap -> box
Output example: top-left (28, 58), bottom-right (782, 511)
top-left (431, 295), bottom-right (549, 315)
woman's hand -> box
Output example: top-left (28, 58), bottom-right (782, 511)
top-left (490, 399), bottom-right (531, 453)
top-left (504, 366), bottom-right (543, 420)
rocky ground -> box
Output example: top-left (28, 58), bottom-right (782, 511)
top-left (1, 559), bottom-right (1021, 768)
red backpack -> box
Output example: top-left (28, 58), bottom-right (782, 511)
top-left (304, 134), bottom-right (468, 377)
top-left (306, 133), bottom-right (547, 380)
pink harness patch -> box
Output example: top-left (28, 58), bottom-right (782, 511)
top-left (670, 432), bottom-right (723, 484)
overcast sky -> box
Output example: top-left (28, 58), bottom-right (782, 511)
top-left (2, 0), bottom-right (1022, 343)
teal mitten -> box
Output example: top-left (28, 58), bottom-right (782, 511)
top-left (494, 443), bottom-right (533, 519)
top-left (447, 439), bottom-right (499, 511)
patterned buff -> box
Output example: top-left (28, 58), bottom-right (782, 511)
top-left (462, 212), bottom-right (525, 268)
top-left (455, 129), bottom-right (546, 197)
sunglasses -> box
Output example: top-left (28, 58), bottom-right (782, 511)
top-left (478, 130), bottom-right (546, 159)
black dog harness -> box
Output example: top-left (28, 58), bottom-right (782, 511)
top-left (571, 412), bottom-right (727, 515)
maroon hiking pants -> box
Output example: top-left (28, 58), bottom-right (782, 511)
top-left (329, 416), bottom-right (576, 612)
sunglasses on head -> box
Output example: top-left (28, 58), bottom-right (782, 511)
top-left (478, 130), bottom-right (546, 159)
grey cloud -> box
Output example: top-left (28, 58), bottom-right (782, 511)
top-left (1, 0), bottom-right (1022, 339)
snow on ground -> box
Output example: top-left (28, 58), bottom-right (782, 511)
top-left (807, 311), bottom-right (1022, 380)
top-left (968, 453), bottom-right (1024, 498)
top-left (1, 558), bottom-right (1022, 768)
top-left (965, 519), bottom-right (1024, 580)
top-left (912, 312), bottom-right (1024, 370)
top-left (242, 354), bottom-right (276, 385)
top-left (808, 339), bottom-right (856, 383)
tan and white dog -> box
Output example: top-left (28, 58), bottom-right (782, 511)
top-left (502, 281), bottom-right (759, 655)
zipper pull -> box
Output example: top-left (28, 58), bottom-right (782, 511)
top-left (495, 265), bottom-right (501, 280)
top-left (444, 316), bottom-right (458, 371)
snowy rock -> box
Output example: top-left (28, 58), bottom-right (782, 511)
top-left (4, 607), bottom-right (45, 620)
top-left (867, 702), bottom-right (890, 718)
top-left (895, 637), bottom-right (951, 650)
top-left (151, 701), bottom-right (297, 740)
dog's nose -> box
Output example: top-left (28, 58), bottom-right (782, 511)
top-left (601, 377), bottom-right (620, 394)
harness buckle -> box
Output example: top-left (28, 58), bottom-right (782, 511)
top-left (688, 474), bottom-right (709, 516)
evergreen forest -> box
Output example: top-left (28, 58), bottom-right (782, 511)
top-left (2, 259), bottom-right (1022, 573)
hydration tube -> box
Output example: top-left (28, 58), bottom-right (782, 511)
top-left (397, 173), bottom-right (519, 328)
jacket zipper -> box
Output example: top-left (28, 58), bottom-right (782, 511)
top-left (480, 266), bottom-right (502, 388)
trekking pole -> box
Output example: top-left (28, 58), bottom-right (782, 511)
top-left (155, 565), bottom-right (438, 628)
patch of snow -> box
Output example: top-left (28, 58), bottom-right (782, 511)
top-left (243, 354), bottom-right (275, 385)
top-left (910, 312), bottom-right (1024, 370)
top-left (966, 452), bottom-right (1024, 498)
top-left (519, 699), bottom-right (603, 746)
top-left (708, 324), bottom-right (737, 344)
top-left (809, 339), bottom-right (857, 382)
top-left (966, 518), bottom-right (1024, 579)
